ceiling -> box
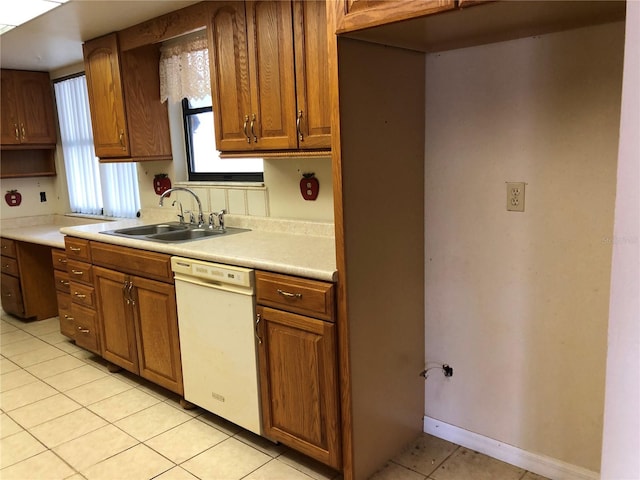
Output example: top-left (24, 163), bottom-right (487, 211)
top-left (0, 0), bottom-right (200, 74)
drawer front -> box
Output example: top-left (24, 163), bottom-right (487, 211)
top-left (51, 249), bottom-right (68, 271)
top-left (65, 237), bottom-right (91, 262)
top-left (69, 282), bottom-right (95, 308)
top-left (54, 270), bottom-right (70, 293)
top-left (71, 303), bottom-right (100, 354)
top-left (1, 255), bottom-right (19, 277)
top-left (1, 238), bottom-right (17, 258)
top-left (67, 259), bottom-right (93, 285)
top-left (91, 241), bottom-right (172, 282)
top-left (1, 272), bottom-right (24, 316)
top-left (256, 271), bottom-right (335, 321)
top-left (56, 291), bottom-right (75, 339)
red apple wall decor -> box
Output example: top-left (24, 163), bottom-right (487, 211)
top-left (5, 190), bottom-right (22, 207)
top-left (300, 173), bottom-right (319, 201)
top-left (154, 174), bottom-right (171, 196)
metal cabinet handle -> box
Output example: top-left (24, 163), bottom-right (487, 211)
top-left (64, 315), bottom-right (74, 321)
top-left (77, 326), bottom-right (90, 334)
top-left (4, 293), bottom-right (11, 297)
top-left (69, 246), bottom-right (81, 252)
top-left (3, 264), bottom-right (9, 269)
top-left (20, 123), bottom-right (26, 140)
top-left (276, 289), bottom-right (302, 299)
top-left (243, 115), bottom-right (250, 143)
top-left (255, 313), bottom-right (263, 344)
top-left (14, 124), bottom-right (19, 141)
top-left (123, 280), bottom-right (130, 305)
top-left (58, 258), bottom-right (68, 264)
top-left (71, 270), bottom-right (84, 276)
top-left (128, 282), bottom-right (135, 306)
top-left (296, 110), bottom-right (304, 142)
top-left (250, 113), bottom-right (257, 143)
top-left (74, 292), bottom-right (86, 299)
top-left (60, 280), bottom-right (70, 286)
top-left (119, 129), bottom-right (126, 150)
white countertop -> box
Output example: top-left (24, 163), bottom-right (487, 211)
top-left (1, 215), bottom-right (337, 281)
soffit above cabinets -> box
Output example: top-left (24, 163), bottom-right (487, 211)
top-left (344, 1), bottom-right (626, 53)
top-left (0, 0), bottom-right (200, 73)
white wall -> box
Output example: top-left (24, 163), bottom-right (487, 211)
top-left (600, 2), bottom-right (640, 477)
top-left (424, 22), bottom-right (624, 472)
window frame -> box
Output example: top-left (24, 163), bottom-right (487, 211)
top-left (182, 98), bottom-right (264, 182)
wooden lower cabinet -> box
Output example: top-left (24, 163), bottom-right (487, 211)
top-left (1, 238), bottom-right (58, 320)
top-left (257, 305), bottom-right (341, 469)
top-left (93, 265), bottom-right (183, 395)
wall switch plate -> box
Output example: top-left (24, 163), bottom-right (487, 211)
top-left (506, 182), bottom-right (525, 212)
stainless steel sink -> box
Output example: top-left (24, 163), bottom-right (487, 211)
top-left (101, 222), bottom-right (249, 243)
top-left (113, 223), bottom-right (189, 236)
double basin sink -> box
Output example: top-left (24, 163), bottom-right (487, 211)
top-left (101, 222), bottom-right (248, 243)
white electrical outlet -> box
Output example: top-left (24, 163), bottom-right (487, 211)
top-left (506, 182), bottom-right (526, 212)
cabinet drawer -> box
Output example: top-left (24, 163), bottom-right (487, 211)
top-left (1, 238), bottom-right (17, 258)
top-left (51, 249), bottom-right (68, 271)
top-left (1, 255), bottom-right (19, 277)
top-left (56, 291), bottom-right (75, 339)
top-left (54, 270), bottom-right (70, 293)
top-left (1, 272), bottom-right (24, 316)
top-left (65, 237), bottom-right (91, 262)
top-left (256, 271), bottom-right (335, 321)
top-left (67, 259), bottom-right (93, 285)
top-left (91, 241), bottom-right (172, 282)
top-left (71, 303), bottom-right (100, 354)
top-left (70, 282), bottom-right (95, 308)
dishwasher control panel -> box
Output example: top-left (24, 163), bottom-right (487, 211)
top-left (171, 257), bottom-right (254, 288)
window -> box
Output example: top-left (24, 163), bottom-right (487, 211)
top-left (54, 74), bottom-right (140, 218)
top-left (182, 96), bottom-right (263, 182)
top-left (160, 32), bottom-right (263, 182)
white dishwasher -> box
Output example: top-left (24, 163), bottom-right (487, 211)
top-left (171, 256), bottom-right (262, 435)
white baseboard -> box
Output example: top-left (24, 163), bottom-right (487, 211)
top-left (423, 416), bottom-right (599, 480)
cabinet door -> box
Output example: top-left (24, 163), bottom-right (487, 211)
top-left (93, 266), bottom-right (139, 372)
top-left (16, 71), bottom-right (57, 145)
top-left (83, 33), bottom-right (130, 158)
top-left (0, 72), bottom-right (20, 145)
top-left (257, 306), bottom-right (341, 469)
top-left (337, 0), bottom-right (455, 33)
top-left (0, 70), bottom-right (56, 146)
top-left (246, 0), bottom-right (298, 150)
top-left (208, 1), bottom-right (253, 151)
top-left (293, 0), bottom-right (331, 149)
top-left (1, 272), bottom-right (24, 317)
top-left (131, 276), bottom-right (183, 395)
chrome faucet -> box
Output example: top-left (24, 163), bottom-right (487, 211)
top-left (159, 187), bottom-right (204, 227)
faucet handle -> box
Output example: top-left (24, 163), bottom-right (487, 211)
top-left (217, 209), bottom-right (226, 232)
top-left (208, 212), bottom-right (216, 229)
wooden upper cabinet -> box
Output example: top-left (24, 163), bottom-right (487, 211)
top-left (209, 0), bottom-right (330, 153)
top-left (208, 2), bottom-right (253, 152)
top-left (83, 33), bottom-right (171, 162)
top-left (293, 0), bottom-right (331, 149)
top-left (83, 34), bottom-right (130, 158)
top-left (336, 0), bottom-right (456, 33)
top-left (246, 0), bottom-right (298, 150)
top-left (0, 69), bottom-right (56, 147)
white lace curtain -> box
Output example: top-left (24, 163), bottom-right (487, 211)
top-left (159, 33), bottom-right (210, 103)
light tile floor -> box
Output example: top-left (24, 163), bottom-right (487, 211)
top-left (1, 312), bottom-right (550, 480)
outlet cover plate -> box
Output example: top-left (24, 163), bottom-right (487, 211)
top-left (506, 182), bottom-right (525, 212)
